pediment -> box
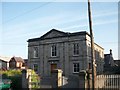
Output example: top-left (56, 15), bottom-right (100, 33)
top-left (40, 29), bottom-right (67, 39)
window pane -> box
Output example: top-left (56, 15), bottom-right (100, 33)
top-left (73, 43), bottom-right (79, 55)
top-left (33, 64), bottom-right (38, 72)
top-left (73, 63), bottom-right (79, 73)
top-left (51, 45), bottom-right (57, 56)
top-left (33, 47), bottom-right (38, 58)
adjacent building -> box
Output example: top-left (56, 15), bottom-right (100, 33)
top-left (28, 29), bottom-right (104, 76)
top-left (9, 56), bottom-right (24, 69)
top-left (114, 60), bottom-right (120, 66)
top-left (0, 56), bottom-right (11, 70)
top-left (23, 59), bottom-right (28, 69)
top-left (0, 59), bottom-right (8, 70)
top-left (104, 49), bottom-right (115, 72)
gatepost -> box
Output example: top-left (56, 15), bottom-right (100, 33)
top-left (22, 69), bottom-right (28, 88)
top-left (22, 69), bottom-right (32, 89)
top-left (27, 69), bottom-right (32, 89)
top-left (79, 70), bottom-right (88, 89)
top-left (86, 69), bottom-right (93, 89)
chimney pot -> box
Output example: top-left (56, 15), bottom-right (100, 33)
top-left (110, 49), bottom-right (112, 55)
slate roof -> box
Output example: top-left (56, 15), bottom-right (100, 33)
top-left (10, 56), bottom-right (24, 63)
top-left (27, 29), bottom-right (90, 42)
top-left (114, 60), bottom-right (120, 66)
top-left (104, 51), bottom-right (114, 66)
top-left (104, 54), bottom-right (111, 61)
top-left (0, 56), bottom-right (11, 62)
top-left (27, 29), bottom-right (104, 50)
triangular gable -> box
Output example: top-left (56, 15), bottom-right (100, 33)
top-left (27, 29), bottom-right (89, 42)
top-left (9, 57), bottom-right (24, 63)
top-left (40, 29), bottom-right (67, 39)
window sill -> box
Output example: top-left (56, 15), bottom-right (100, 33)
top-left (73, 72), bottom-right (79, 74)
top-left (31, 57), bottom-right (39, 59)
top-left (51, 56), bottom-right (57, 58)
top-left (73, 55), bottom-right (79, 57)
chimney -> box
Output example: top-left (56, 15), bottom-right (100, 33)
top-left (110, 49), bottom-right (112, 55)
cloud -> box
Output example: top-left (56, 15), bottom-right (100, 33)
top-left (93, 19), bottom-right (117, 26)
top-left (61, 19), bottom-right (117, 31)
top-left (2, 10), bottom-right (117, 40)
top-left (3, 13), bottom-right (68, 35)
top-left (93, 11), bottom-right (118, 18)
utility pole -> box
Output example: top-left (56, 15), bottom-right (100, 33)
top-left (88, 0), bottom-right (96, 89)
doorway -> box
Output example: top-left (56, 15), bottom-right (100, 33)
top-left (51, 64), bottom-right (57, 72)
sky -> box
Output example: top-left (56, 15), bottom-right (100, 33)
top-left (0, 0), bottom-right (119, 59)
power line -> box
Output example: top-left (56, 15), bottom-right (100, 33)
top-left (3, 1), bottom-right (55, 24)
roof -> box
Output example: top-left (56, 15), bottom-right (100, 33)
top-left (104, 53), bottom-right (114, 65)
top-left (104, 54), bottom-right (110, 56)
top-left (104, 54), bottom-right (110, 59)
top-left (114, 60), bottom-right (120, 61)
top-left (27, 29), bottom-right (90, 42)
top-left (94, 43), bottom-right (104, 50)
top-left (10, 57), bottom-right (24, 63)
top-left (114, 60), bottom-right (120, 65)
top-left (0, 56), bottom-right (11, 62)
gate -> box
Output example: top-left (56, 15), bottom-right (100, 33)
top-left (62, 75), bottom-right (79, 88)
top-left (96, 74), bottom-right (120, 89)
top-left (40, 76), bottom-right (52, 88)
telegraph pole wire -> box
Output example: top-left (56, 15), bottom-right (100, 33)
top-left (3, 1), bottom-right (55, 24)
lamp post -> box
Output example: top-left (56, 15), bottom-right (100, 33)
top-left (88, 0), bottom-right (96, 89)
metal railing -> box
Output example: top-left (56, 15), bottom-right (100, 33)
top-left (96, 75), bottom-right (120, 89)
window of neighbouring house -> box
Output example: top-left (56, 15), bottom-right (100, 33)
top-left (17, 62), bottom-right (19, 67)
top-left (89, 63), bottom-right (92, 69)
top-left (94, 49), bottom-right (97, 59)
top-left (33, 47), bottom-right (38, 58)
top-left (73, 63), bottom-right (79, 73)
top-left (102, 51), bottom-right (104, 58)
top-left (33, 64), bottom-right (38, 72)
top-left (73, 43), bottom-right (79, 55)
top-left (0, 62), bottom-right (2, 69)
top-left (51, 44), bottom-right (57, 57)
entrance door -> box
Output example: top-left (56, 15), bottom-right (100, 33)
top-left (51, 64), bottom-right (57, 72)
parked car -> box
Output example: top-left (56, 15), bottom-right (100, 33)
top-left (0, 79), bottom-right (11, 90)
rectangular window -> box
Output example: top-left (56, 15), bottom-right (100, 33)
top-left (33, 64), bottom-right (38, 72)
top-left (51, 44), bottom-right (57, 57)
top-left (94, 49), bottom-right (97, 59)
top-left (33, 47), bottom-right (38, 58)
top-left (102, 52), bottom-right (104, 58)
top-left (73, 63), bottom-right (79, 73)
top-left (73, 43), bottom-right (79, 55)
top-left (89, 63), bottom-right (92, 69)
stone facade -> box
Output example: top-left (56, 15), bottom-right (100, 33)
top-left (28, 29), bottom-right (104, 76)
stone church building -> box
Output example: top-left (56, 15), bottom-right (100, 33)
top-left (27, 29), bottom-right (104, 77)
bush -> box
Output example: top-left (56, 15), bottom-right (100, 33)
top-left (28, 69), bottom-right (40, 89)
top-left (0, 69), bottom-right (40, 89)
top-left (1, 70), bottom-right (21, 76)
top-left (0, 70), bottom-right (22, 89)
